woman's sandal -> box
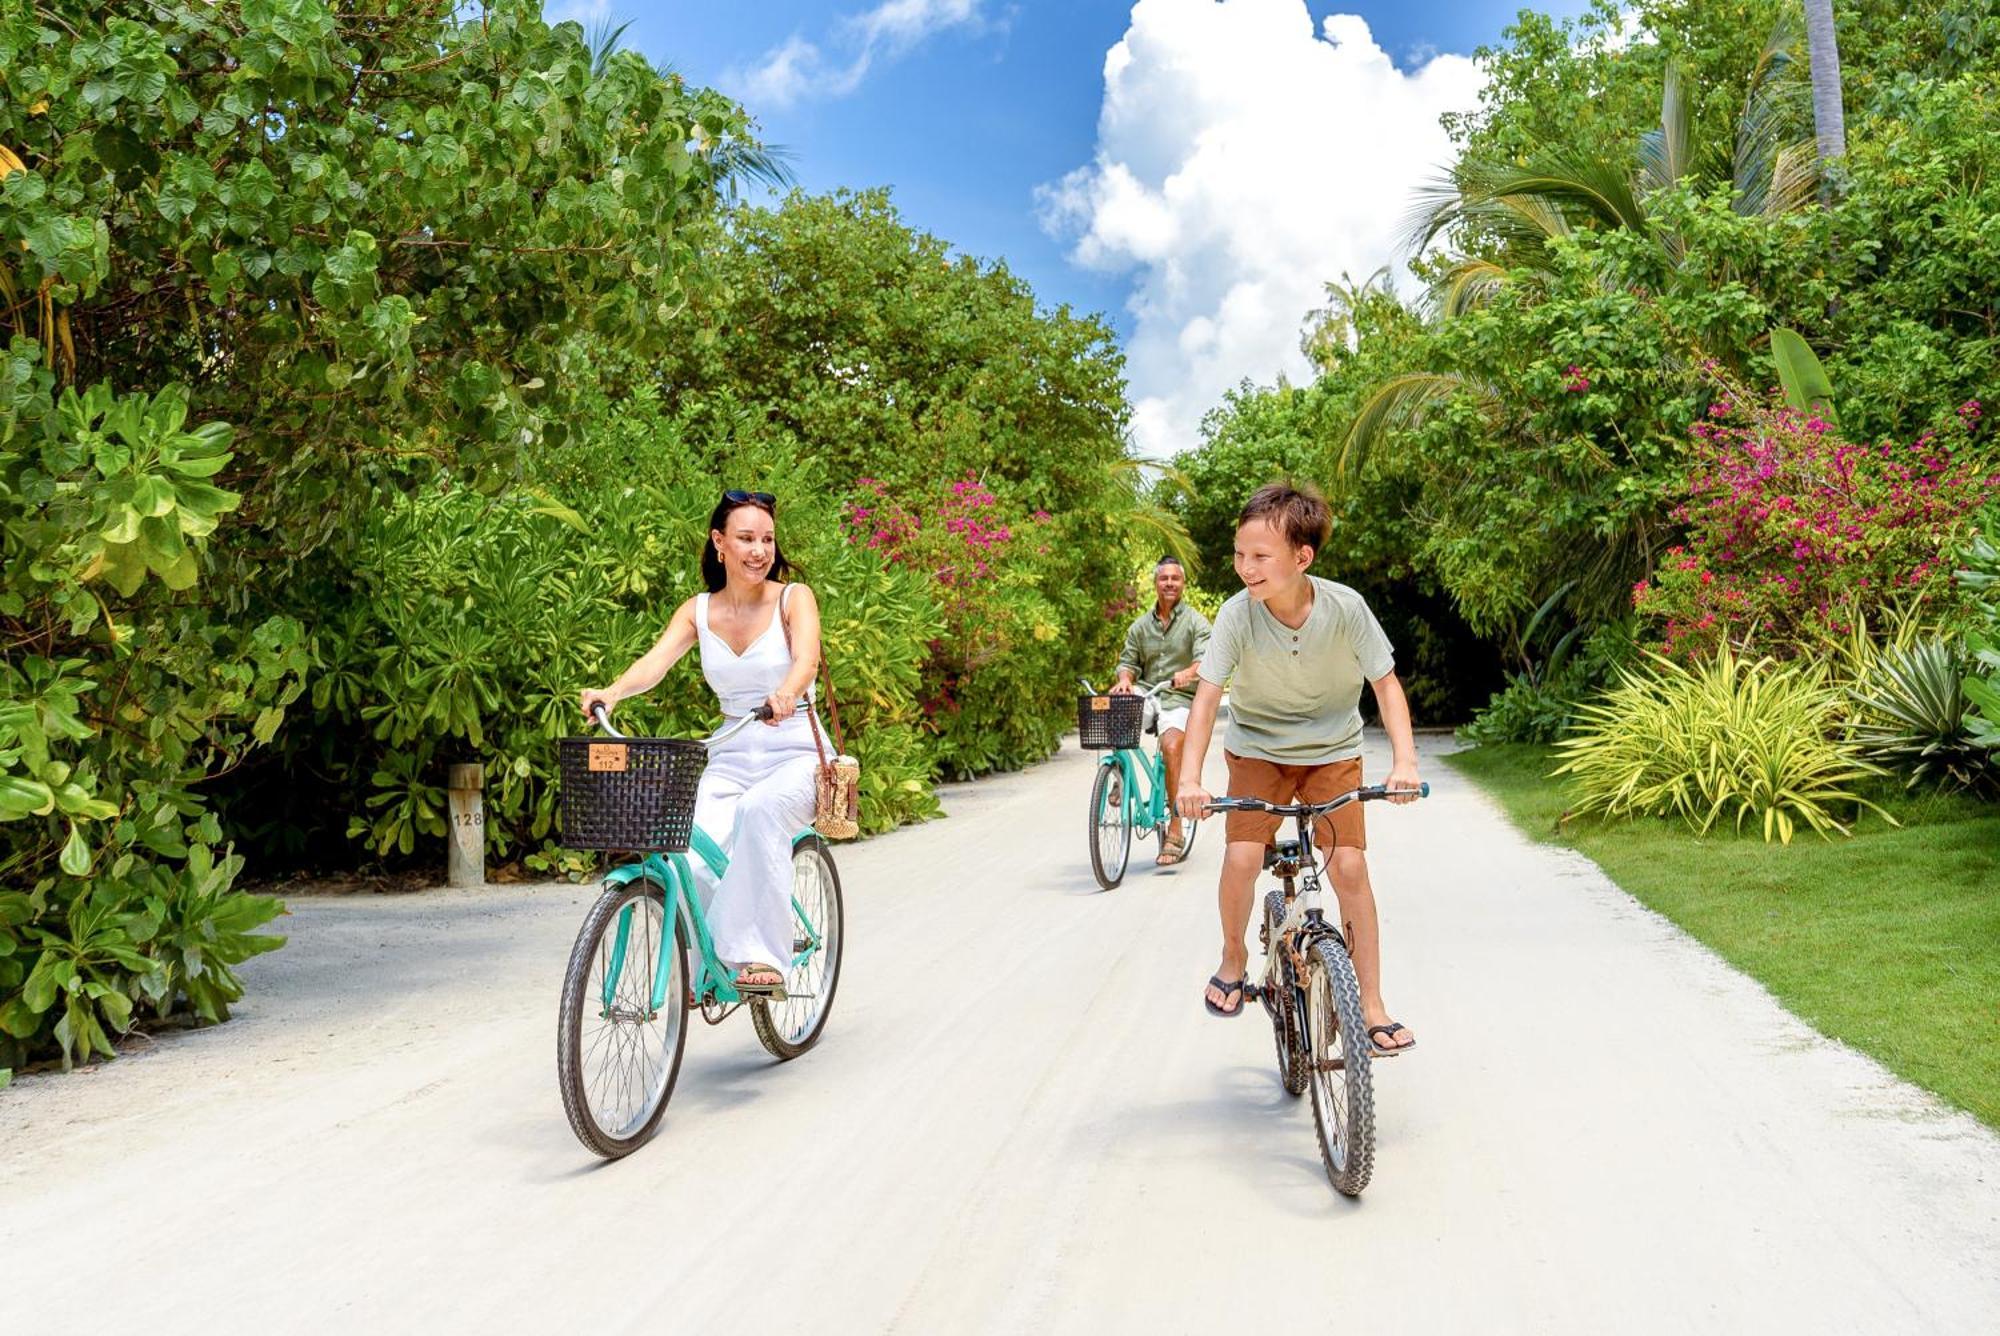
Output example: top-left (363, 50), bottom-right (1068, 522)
top-left (1367, 1022), bottom-right (1416, 1057)
top-left (733, 964), bottom-right (788, 999)
top-left (1203, 974), bottom-right (1246, 1018)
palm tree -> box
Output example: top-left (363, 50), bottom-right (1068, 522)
top-left (1802, 0), bottom-right (1847, 163)
top-left (1337, 13), bottom-right (1818, 472)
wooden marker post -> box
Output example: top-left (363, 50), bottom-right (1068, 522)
top-left (447, 762), bottom-right (485, 888)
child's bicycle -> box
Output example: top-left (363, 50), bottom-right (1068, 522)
top-left (1205, 782), bottom-right (1428, 1197)
top-left (552, 704), bottom-right (844, 1159)
top-left (1076, 680), bottom-right (1202, 890)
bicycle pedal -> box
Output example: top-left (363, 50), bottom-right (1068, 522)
top-left (1240, 983), bottom-right (1264, 1003)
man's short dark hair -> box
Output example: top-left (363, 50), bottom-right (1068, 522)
top-left (1155, 555), bottom-right (1184, 571)
top-left (1238, 482), bottom-right (1331, 555)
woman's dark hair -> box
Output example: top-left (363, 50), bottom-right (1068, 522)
top-left (701, 493), bottom-right (791, 592)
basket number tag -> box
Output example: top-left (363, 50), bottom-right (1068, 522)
top-left (1090, 697), bottom-right (1110, 712)
top-left (587, 743), bottom-right (629, 773)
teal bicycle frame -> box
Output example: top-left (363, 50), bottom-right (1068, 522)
top-left (1097, 739), bottom-right (1174, 835)
top-left (595, 825), bottom-right (825, 1017)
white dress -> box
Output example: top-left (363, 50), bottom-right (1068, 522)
top-left (689, 587), bottom-right (822, 970)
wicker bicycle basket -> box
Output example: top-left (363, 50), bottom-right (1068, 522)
top-left (558, 736), bottom-right (708, 852)
top-left (1076, 693), bottom-right (1145, 750)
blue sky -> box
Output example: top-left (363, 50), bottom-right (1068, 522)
top-left (558, 2), bottom-right (1596, 454)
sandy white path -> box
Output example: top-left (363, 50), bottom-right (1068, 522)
top-left (5, 733), bottom-right (1997, 1335)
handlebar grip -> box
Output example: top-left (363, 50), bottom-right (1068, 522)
top-left (590, 703), bottom-right (610, 724)
top-left (1420, 781), bottom-right (1430, 799)
top-left (751, 704), bottom-right (776, 721)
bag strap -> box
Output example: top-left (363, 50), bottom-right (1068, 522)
top-left (778, 585), bottom-right (834, 770)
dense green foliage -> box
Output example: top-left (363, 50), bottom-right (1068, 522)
top-left (0, 382), bottom-right (300, 1072)
top-left (0, 2), bottom-right (1150, 1074)
top-left (1174, 0), bottom-right (2000, 775)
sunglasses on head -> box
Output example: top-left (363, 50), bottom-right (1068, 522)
top-left (722, 489), bottom-right (776, 510)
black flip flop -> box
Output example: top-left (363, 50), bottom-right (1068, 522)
top-left (1203, 974), bottom-right (1246, 1018)
top-left (1367, 1022), bottom-right (1415, 1057)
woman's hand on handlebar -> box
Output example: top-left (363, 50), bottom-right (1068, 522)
top-left (763, 689), bottom-right (799, 724)
top-left (579, 688), bottom-right (617, 721)
top-left (1175, 779), bottom-right (1211, 821)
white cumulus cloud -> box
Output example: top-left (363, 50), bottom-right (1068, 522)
top-left (728, 0), bottom-right (990, 110)
top-left (1038, 0), bottom-right (1486, 459)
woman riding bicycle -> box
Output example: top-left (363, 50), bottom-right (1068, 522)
top-left (578, 489), bottom-right (824, 996)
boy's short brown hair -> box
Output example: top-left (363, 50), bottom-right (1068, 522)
top-left (1237, 482), bottom-right (1331, 555)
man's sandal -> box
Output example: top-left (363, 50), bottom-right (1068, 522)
top-left (733, 964), bottom-right (787, 998)
top-left (1203, 974), bottom-right (1246, 1018)
top-left (1155, 835), bottom-right (1187, 867)
top-left (1367, 1022), bottom-right (1415, 1057)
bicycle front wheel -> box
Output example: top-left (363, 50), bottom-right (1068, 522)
top-left (556, 879), bottom-right (690, 1159)
top-left (751, 835), bottom-right (844, 1060)
top-left (1088, 762), bottom-right (1132, 890)
top-left (1178, 813), bottom-right (1201, 862)
top-left (1302, 934), bottom-right (1376, 1195)
top-left (1262, 889), bottom-right (1307, 1098)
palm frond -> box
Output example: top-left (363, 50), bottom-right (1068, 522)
top-left (1427, 258), bottom-right (1515, 319)
top-left (1639, 62), bottom-right (1695, 196)
top-left (1336, 372), bottom-right (1473, 476)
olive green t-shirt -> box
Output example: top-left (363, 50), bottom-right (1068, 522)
top-left (1197, 576), bottom-right (1395, 765)
top-left (1116, 601), bottom-right (1211, 710)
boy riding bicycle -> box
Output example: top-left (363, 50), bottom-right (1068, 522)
top-left (1174, 483), bottom-right (1422, 1055)
top-left (1112, 555), bottom-right (1210, 866)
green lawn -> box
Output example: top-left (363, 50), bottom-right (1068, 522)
top-left (1444, 744), bottom-right (2000, 1127)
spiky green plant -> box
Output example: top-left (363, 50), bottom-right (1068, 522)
top-left (1849, 639), bottom-right (1988, 790)
top-left (1554, 645), bottom-right (1890, 843)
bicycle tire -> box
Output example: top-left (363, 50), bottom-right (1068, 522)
top-left (1088, 762), bottom-right (1132, 890)
top-left (1303, 933), bottom-right (1376, 1196)
top-left (751, 835), bottom-right (844, 1060)
top-left (1262, 889), bottom-right (1307, 1098)
top-left (556, 878), bottom-right (690, 1159)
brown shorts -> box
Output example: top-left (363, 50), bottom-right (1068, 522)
top-left (1222, 752), bottom-right (1366, 851)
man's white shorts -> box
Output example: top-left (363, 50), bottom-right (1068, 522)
top-left (1154, 704), bottom-right (1190, 736)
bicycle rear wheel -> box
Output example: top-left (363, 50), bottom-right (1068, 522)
top-left (1261, 889), bottom-right (1307, 1098)
top-left (1088, 762), bottom-right (1132, 890)
top-left (556, 879), bottom-right (690, 1159)
top-left (1302, 934), bottom-right (1376, 1195)
top-left (751, 835), bottom-right (844, 1060)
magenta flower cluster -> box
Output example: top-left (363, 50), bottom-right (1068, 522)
top-left (1636, 396), bottom-right (1996, 659)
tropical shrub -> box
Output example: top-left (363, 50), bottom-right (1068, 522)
top-left (1958, 507), bottom-right (2000, 757)
top-left (1848, 639), bottom-right (1988, 790)
top-left (228, 385), bottom-right (946, 865)
top-left (1553, 646), bottom-right (1888, 843)
top-left (0, 384), bottom-right (300, 1074)
top-left (1634, 396), bottom-right (1996, 659)
top-left (849, 472), bottom-right (1103, 778)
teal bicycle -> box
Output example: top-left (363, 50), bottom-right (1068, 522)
top-left (554, 704), bottom-right (844, 1159)
top-left (1077, 680), bottom-right (1201, 890)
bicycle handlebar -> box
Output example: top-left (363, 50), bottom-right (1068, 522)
top-left (590, 701), bottom-right (775, 748)
top-left (1079, 677), bottom-right (1177, 700)
top-left (1203, 782), bottom-right (1429, 816)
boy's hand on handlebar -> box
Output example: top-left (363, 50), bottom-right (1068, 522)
top-left (579, 688), bottom-right (616, 720)
top-left (1386, 759), bottom-right (1423, 804)
top-left (1175, 781), bottom-right (1211, 821)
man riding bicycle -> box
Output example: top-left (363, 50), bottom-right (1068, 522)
top-left (1112, 556), bottom-right (1210, 866)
